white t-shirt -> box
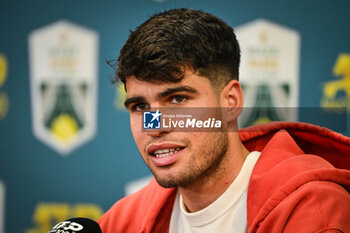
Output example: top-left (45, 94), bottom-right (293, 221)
top-left (169, 151), bottom-right (261, 233)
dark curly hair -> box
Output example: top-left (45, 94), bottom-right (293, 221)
top-left (113, 8), bottom-right (241, 89)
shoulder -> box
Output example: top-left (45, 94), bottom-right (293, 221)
top-left (284, 180), bottom-right (350, 216)
top-left (284, 180), bottom-right (350, 232)
top-left (248, 153), bottom-right (350, 232)
top-left (253, 180), bottom-right (350, 233)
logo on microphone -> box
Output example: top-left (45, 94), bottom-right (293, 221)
top-left (143, 110), bottom-right (161, 129)
top-left (50, 220), bottom-right (83, 232)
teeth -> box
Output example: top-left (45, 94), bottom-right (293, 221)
top-left (154, 148), bottom-right (182, 158)
top-left (159, 149), bottom-right (170, 153)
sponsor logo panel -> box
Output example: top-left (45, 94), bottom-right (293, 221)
top-left (321, 54), bottom-right (350, 111)
top-left (235, 19), bottom-right (300, 127)
top-left (29, 21), bottom-right (99, 155)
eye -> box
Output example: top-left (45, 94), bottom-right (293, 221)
top-left (170, 95), bottom-right (188, 104)
top-left (130, 102), bottom-right (149, 112)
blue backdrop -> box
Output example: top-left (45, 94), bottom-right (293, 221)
top-left (1, 0), bottom-right (350, 232)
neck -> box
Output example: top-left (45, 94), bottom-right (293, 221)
top-left (178, 133), bottom-right (249, 213)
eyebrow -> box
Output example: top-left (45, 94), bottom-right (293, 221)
top-left (124, 96), bottom-right (146, 109)
top-left (156, 86), bottom-right (198, 99)
top-left (124, 85), bottom-right (198, 108)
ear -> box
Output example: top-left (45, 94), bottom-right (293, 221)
top-left (220, 80), bottom-right (243, 108)
top-left (220, 80), bottom-right (244, 122)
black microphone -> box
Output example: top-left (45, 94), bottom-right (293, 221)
top-left (47, 217), bottom-right (102, 233)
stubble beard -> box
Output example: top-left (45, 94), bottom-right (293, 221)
top-left (151, 132), bottom-right (229, 188)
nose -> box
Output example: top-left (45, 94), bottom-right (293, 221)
top-left (145, 127), bottom-right (172, 137)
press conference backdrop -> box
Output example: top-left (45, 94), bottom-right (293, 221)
top-left (1, 0), bottom-right (350, 232)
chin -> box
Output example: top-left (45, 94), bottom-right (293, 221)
top-left (154, 176), bottom-right (179, 188)
top-left (153, 171), bottom-right (199, 188)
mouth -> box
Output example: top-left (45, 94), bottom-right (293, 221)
top-left (153, 147), bottom-right (184, 158)
top-left (146, 143), bottom-right (185, 166)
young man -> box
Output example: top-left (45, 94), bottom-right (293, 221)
top-left (99, 8), bottom-right (350, 233)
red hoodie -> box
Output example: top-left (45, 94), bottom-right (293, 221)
top-left (99, 122), bottom-right (350, 233)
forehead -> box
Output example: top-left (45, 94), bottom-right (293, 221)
top-left (125, 70), bottom-right (213, 97)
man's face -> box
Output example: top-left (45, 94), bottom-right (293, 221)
top-left (124, 70), bottom-right (228, 188)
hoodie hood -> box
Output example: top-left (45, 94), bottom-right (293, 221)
top-left (239, 122), bottom-right (350, 232)
top-left (240, 121), bottom-right (350, 170)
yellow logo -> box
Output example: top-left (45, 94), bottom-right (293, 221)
top-left (321, 54), bottom-right (350, 110)
top-left (51, 114), bottom-right (79, 144)
top-left (0, 53), bottom-right (9, 119)
top-left (26, 203), bottom-right (103, 233)
top-left (114, 83), bottom-right (127, 110)
top-left (0, 93), bottom-right (9, 119)
top-left (0, 54), bottom-right (7, 87)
